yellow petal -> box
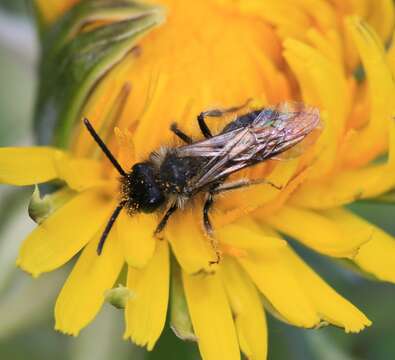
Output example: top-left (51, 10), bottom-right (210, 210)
top-left (238, 253), bottom-right (319, 328)
top-left (218, 219), bottom-right (319, 327)
top-left (339, 0), bottom-right (369, 17)
top-left (166, 209), bottom-right (217, 274)
top-left (306, 28), bottom-right (343, 65)
top-left (291, 162), bottom-right (395, 209)
top-left (234, 223), bottom-right (370, 333)
top-left (217, 158), bottom-right (299, 213)
top-left (220, 258), bottom-right (267, 360)
top-left (284, 245), bottom-right (371, 333)
top-left (216, 217), bottom-right (288, 261)
top-left (321, 208), bottom-right (395, 283)
top-left (292, 0), bottom-right (338, 32)
top-left (182, 271), bottom-right (240, 360)
top-left (283, 37), bottom-right (349, 179)
top-left (217, 219), bottom-right (319, 328)
top-left (132, 71), bottom-right (173, 157)
top-left (124, 240), bottom-right (169, 350)
top-left (75, 0), bottom-right (280, 159)
top-left (366, 0), bottom-right (395, 42)
top-left (247, 45), bottom-right (291, 103)
top-left (17, 189), bottom-right (113, 277)
top-left (0, 147), bottom-right (65, 186)
top-left (248, 159), bottom-right (311, 218)
top-left (236, 0), bottom-right (311, 41)
top-left (388, 33), bottom-right (395, 76)
top-left (116, 210), bottom-right (156, 268)
top-left (0, 147), bottom-right (106, 191)
top-left (263, 206), bottom-right (370, 258)
top-left (55, 226), bottom-right (123, 335)
top-left (342, 17), bottom-right (395, 166)
top-left (74, 58), bottom-right (137, 157)
top-left (114, 127), bottom-right (136, 170)
top-left (56, 156), bottom-right (105, 191)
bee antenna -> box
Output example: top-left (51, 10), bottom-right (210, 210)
top-left (97, 201), bottom-right (126, 255)
top-left (83, 118), bottom-right (127, 177)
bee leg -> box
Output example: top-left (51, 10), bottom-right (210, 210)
top-left (203, 192), bottom-right (222, 265)
top-left (170, 122), bottom-right (193, 144)
top-left (197, 98), bottom-right (252, 138)
top-left (154, 203), bottom-right (178, 238)
top-left (203, 193), bottom-right (214, 235)
top-left (97, 201), bottom-right (125, 255)
top-left (212, 178), bottom-right (283, 194)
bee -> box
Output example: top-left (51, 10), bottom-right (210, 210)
top-left (84, 100), bottom-right (321, 262)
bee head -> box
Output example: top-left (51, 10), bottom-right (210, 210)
top-left (121, 162), bottom-right (166, 213)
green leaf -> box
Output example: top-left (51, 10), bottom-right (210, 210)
top-left (34, 0), bottom-right (165, 147)
top-left (0, 188), bottom-right (33, 292)
top-left (70, 306), bottom-right (145, 360)
top-left (305, 331), bottom-right (356, 360)
top-left (0, 270), bottom-right (67, 339)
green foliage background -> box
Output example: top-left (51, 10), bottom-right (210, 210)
top-left (0, 1), bottom-right (394, 359)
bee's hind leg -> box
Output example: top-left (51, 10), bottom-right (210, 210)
top-left (203, 191), bottom-right (222, 265)
top-left (197, 98), bottom-right (252, 138)
top-left (170, 123), bottom-right (193, 144)
top-left (212, 178), bottom-right (283, 194)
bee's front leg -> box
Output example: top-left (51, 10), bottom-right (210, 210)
top-left (154, 202), bottom-right (178, 238)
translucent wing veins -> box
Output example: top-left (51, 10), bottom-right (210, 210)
top-left (176, 102), bottom-right (321, 192)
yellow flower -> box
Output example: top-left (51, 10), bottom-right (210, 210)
top-left (1, 0), bottom-right (395, 359)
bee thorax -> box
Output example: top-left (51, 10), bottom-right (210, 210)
top-left (157, 154), bottom-right (204, 195)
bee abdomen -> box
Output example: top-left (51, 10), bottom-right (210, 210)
top-left (221, 109), bottom-right (262, 133)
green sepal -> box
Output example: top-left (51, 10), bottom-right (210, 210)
top-left (333, 258), bottom-right (378, 282)
top-left (170, 259), bottom-right (197, 342)
top-left (28, 185), bottom-right (76, 224)
top-left (366, 189), bottom-right (395, 204)
top-left (35, 0), bottom-right (165, 147)
top-left (105, 284), bottom-right (134, 309)
top-left (32, 2), bottom-right (46, 39)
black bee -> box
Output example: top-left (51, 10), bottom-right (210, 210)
top-left (84, 100), bottom-right (320, 262)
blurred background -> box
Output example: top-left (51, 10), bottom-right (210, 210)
top-left (0, 1), bottom-right (394, 359)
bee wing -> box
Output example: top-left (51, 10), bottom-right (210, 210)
top-left (177, 102), bottom-right (321, 191)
